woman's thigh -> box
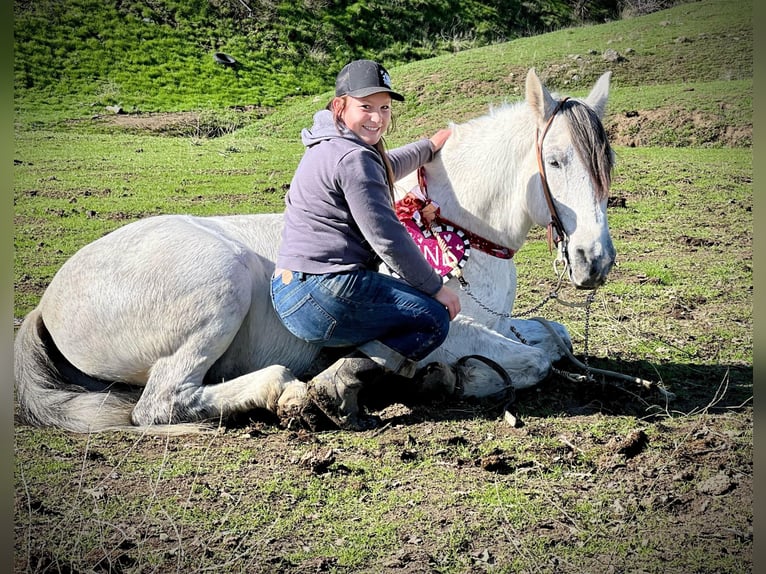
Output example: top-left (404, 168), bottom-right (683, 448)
top-left (316, 270), bottom-right (447, 346)
top-left (271, 270), bottom-right (449, 356)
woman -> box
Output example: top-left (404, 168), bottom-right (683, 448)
top-left (271, 59), bottom-right (460, 430)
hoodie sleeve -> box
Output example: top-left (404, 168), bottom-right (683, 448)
top-left (387, 139), bottom-right (435, 180)
top-left (336, 147), bottom-right (444, 296)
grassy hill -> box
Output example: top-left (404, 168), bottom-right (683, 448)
top-left (13, 0), bottom-right (623, 118)
top-left (13, 0), bottom-right (751, 139)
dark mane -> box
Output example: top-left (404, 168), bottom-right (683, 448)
top-left (562, 100), bottom-right (613, 202)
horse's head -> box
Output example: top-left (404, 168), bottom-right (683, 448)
top-left (526, 68), bottom-right (616, 289)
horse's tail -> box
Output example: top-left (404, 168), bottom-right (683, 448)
top-left (14, 308), bottom-right (142, 433)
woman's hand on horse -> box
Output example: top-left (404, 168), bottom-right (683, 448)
top-left (435, 285), bottom-right (461, 320)
top-left (429, 128), bottom-right (452, 153)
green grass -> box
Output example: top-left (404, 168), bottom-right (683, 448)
top-left (14, 0), bottom-right (607, 123)
top-left (13, 0), bottom-right (752, 572)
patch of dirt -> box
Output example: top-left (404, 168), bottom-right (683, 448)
top-left (101, 111), bottom-right (206, 133)
top-left (87, 105), bottom-right (267, 137)
top-left (605, 107), bottom-right (752, 147)
top-left (88, 105), bottom-right (753, 149)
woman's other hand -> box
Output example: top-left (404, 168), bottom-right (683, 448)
top-left (429, 128), bottom-right (452, 153)
top-left (434, 284), bottom-right (461, 320)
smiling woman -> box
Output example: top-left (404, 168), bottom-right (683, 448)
top-left (270, 59), bottom-right (461, 429)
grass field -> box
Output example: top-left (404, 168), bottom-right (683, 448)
top-left (13, 0), bottom-right (752, 572)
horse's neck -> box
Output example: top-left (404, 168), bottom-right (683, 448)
top-left (424, 105), bottom-right (538, 251)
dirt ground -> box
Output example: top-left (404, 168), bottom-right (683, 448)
top-left (14, 360), bottom-right (753, 573)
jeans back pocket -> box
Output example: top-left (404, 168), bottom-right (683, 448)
top-left (270, 276), bottom-right (337, 344)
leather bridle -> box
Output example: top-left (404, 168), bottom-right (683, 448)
top-left (402, 96), bottom-right (574, 266)
top-left (536, 97), bottom-right (570, 255)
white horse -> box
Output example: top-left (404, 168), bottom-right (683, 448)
top-left (14, 69), bottom-right (615, 432)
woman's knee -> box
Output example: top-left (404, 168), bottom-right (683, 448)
top-left (422, 303), bottom-right (451, 351)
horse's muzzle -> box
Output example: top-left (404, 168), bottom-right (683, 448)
top-left (569, 245), bottom-right (616, 289)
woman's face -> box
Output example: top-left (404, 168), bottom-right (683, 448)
top-left (337, 92), bottom-right (392, 146)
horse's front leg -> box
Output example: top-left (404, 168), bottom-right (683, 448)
top-left (132, 343), bottom-right (307, 427)
top-left (199, 366), bottom-right (308, 424)
top-left (424, 316), bottom-right (553, 398)
top-left (502, 317), bottom-right (573, 362)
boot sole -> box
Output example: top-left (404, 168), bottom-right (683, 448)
top-left (306, 385), bottom-right (381, 431)
top-left (307, 385), bottom-right (355, 430)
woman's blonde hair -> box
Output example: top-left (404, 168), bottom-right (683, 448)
top-left (329, 96), bottom-right (397, 204)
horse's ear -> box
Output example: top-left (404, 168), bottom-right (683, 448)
top-left (525, 68), bottom-right (558, 123)
top-left (584, 71), bottom-right (611, 119)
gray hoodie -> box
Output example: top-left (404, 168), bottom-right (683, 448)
top-left (276, 109), bottom-right (443, 296)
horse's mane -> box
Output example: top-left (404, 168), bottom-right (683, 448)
top-left (462, 96), bottom-right (613, 204)
top-left (561, 99), bottom-right (613, 202)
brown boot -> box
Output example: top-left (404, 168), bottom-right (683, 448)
top-left (303, 352), bottom-right (383, 431)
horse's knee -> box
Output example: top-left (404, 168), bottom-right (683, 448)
top-left (509, 318), bottom-right (572, 360)
top-left (507, 346), bottom-right (552, 389)
top-left (540, 319), bottom-right (573, 353)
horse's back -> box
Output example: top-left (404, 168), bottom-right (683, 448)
top-left (37, 213), bottom-right (282, 383)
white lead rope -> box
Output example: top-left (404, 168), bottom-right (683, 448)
top-left (529, 315), bottom-right (676, 401)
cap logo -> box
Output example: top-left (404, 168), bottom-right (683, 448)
top-left (380, 69), bottom-right (392, 88)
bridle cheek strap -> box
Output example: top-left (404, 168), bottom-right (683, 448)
top-left (400, 97), bottom-right (570, 263)
top-left (536, 97), bottom-right (570, 253)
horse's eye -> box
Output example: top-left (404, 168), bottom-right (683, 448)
top-left (549, 159), bottom-right (560, 168)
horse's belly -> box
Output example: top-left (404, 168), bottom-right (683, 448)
top-left (37, 215), bottom-right (264, 384)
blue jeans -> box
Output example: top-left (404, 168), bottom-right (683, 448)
top-left (270, 269), bottom-right (450, 374)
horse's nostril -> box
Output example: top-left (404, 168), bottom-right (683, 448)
top-left (569, 245), bottom-right (615, 290)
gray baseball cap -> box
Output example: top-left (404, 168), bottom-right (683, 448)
top-left (335, 59), bottom-right (404, 101)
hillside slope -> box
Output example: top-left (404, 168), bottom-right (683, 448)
top-left (13, 0), bottom-right (620, 115)
top-left (77, 0), bottom-right (752, 150)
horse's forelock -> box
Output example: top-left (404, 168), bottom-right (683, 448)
top-left (562, 100), bottom-right (613, 202)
